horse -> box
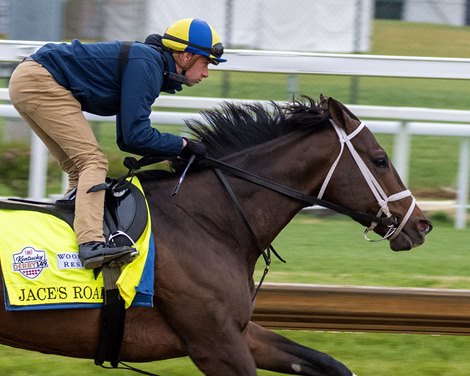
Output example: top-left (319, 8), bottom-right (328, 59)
top-left (0, 96), bottom-right (432, 376)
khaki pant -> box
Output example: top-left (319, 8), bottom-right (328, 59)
top-left (9, 61), bottom-right (108, 244)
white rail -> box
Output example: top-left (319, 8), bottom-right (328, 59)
top-left (215, 50), bottom-right (470, 80)
top-left (2, 40), bottom-right (470, 80)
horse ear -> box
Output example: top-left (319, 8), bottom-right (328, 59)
top-left (328, 97), bottom-right (358, 133)
top-left (327, 97), bottom-right (346, 125)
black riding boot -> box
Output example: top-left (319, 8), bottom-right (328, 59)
top-left (79, 242), bottom-right (136, 269)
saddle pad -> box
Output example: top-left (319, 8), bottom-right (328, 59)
top-left (0, 178), bottom-right (154, 311)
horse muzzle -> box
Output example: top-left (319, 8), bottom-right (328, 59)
top-left (388, 216), bottom-right (433, 251)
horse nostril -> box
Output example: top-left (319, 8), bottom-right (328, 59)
top-left (417, 219), bottom-right (433, 234)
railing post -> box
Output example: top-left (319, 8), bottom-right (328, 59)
top-left (392, 121), bottom-right (410, 185)
top-left (28, 131), bottom-right (47, 200)
top-left (287, 74), bottom-right (298, 100)
top-left (456, 138), bottom-right (469, 229)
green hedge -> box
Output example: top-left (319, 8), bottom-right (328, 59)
top-left (0, 145), bottom-right (30, 197)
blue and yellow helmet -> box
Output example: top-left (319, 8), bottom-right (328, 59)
top-left (162, 18), bottom-right (226, 65)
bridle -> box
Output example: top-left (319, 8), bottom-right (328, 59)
top-left (317, 120), bottom-right (416, 242)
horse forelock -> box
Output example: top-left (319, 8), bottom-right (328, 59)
top-left (185, 96), bottom-right (331, 159)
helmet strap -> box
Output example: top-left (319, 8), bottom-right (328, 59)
top-left (165, 71), bottom-right (189, 85)
top-left (173, 52), bottom-right (201, 71)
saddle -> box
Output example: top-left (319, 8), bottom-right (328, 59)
top-left (0, 177), bottom-right (148, 247)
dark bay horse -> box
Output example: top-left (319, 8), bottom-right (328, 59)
top-left (0, 96), bottom-right (432, 375)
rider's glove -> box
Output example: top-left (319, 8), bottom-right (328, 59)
top-left (180, 138), bottom-right (207, 159)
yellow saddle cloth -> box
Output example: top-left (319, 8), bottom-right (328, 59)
top-left (0, 177), bottom-right (154, 311)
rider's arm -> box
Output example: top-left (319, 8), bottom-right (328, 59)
top-left (116, 55), bottom-right (184, 156)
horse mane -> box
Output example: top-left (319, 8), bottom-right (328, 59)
top-left (186, 95), bottom-right (331, 159)
top-left (137, 95), bottom-right (331, 181)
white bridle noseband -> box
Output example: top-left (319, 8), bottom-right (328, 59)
top-left (317, 120), bottom-right (416, 242)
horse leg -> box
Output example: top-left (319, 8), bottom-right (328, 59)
top-left (187, 330), bottom-right (258, 376)
top-left (162, 308), bottom-right (258, 376)
top-left (157, 287), bottom-right (258, 375)
top-left (245, 322), bottom-right (356, 376)
top-left (120, 308), bottom-right (188, 362)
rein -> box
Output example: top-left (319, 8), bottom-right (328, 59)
top-left (212, 168), bottom-right (285, 301)
top-left (201, 120), bottom-right (415, 242)
top-left (201, 157), bottom-right (399, 228)
top-left (199, 152), bottom-right (401, 301)
top-left (122, 120), bottom-right (414, 300)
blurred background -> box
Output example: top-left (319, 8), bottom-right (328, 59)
top-left (1, 0), bottom-right (469, 54)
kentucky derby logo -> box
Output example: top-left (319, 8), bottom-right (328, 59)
top-left (12, 246), bottom-right (49, 280)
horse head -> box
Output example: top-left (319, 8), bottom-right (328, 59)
top-left (320, 97), bottom-right (432, 251)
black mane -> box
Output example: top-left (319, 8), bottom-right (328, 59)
top-left (137, 96), bottom-right (331, 182)
top-left (186, 96), bottom-right (331, 159)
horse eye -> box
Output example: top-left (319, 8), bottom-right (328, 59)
top-left (373, 156), bottom-right (388, 168)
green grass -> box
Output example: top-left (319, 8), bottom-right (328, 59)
top-left (256, 213), bottom-right (467, 289)
top-left (372, 20), bottom-right (470, 58)
top-left (2, 332), bottom-right (470, 376)
top-left (178, 70), bottom-right (470, 110)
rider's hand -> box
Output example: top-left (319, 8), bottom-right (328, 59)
top-left (180, 138), bottom-right (206, 159)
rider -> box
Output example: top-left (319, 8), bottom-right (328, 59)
top-left (9, 18), bottom-right (226, 269)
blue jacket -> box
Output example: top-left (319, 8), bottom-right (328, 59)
top-left (31, 39), bottom-right (184, 156)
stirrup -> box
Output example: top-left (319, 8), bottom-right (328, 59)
top-left (82, 247), bottom-right (137, 270)
top-left (108, 250), bottom-right (138, 268)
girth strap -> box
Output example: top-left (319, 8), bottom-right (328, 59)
top-left (95, 264), bottom-right (126, 368)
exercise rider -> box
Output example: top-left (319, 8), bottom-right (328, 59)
top-left (8, 18), bottom-right (226, 269)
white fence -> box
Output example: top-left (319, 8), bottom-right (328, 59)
top-left (0, 41), bottom-right (469, 228)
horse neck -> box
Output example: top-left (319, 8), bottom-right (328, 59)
top-left (220, 128), bottom-right (338, 250)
